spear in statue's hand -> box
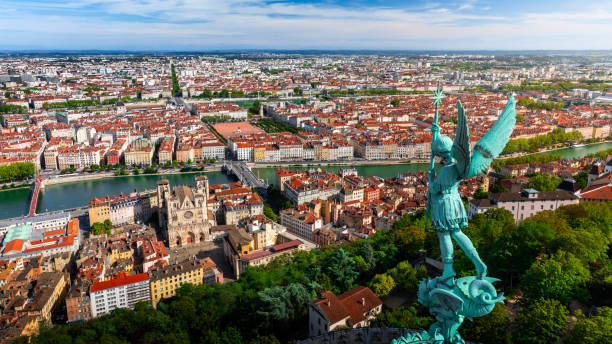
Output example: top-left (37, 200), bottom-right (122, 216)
top-left (426, 84), bottom-right (445, 218)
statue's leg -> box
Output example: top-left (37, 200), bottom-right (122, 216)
top-left (452, 230), bottom-right (487, 279)
top-left (437, 232), bottom-right (455, 280)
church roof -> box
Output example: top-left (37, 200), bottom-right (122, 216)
top-left (173, 186), bottom-right (194, 204)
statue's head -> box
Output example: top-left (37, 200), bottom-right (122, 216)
top-left (433, 135), bottom-right (453, 159)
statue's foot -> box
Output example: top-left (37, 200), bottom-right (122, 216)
top-left (442, 263), bottom-right (456, 279)
top-left (438, 264), bottom-right (456, 288)
top-left (451, 333), bottom-right (466, 344)
top-left (476, 263), bottom-right (488, 279)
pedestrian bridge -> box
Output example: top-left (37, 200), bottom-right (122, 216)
top-left (27, 172), bottom-right (43, 217)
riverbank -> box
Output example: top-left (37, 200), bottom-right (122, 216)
top-left (0, 184), bottom-right (32, 192)
top-left (498, 139), bottom-right (612, 160)
top-left (43, 167), bottom-right (222, 187)
top-left (38, 139), bottom-right (612, 188)
top-left (250, 159), bottom-right (428, 169)
top-left (4, 140), bottom-right (612, 221)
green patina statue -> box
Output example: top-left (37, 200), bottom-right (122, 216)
top-left (393, 86), bottom-right (516, 344)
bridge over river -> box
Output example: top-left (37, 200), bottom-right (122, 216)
top-left (222, 161), bottom-right (267, 190)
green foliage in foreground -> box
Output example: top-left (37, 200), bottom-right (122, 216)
top-left (567, 307), bottom-right (612, 344)
top-left (26, 202), bottom-right (612, 343)
top-left (514, 298), bottom-right (569, 344)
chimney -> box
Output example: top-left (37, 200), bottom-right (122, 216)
top-left (361, 297), bottom-right (365, 306)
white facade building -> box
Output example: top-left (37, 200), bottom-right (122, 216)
top-left (90, 273), bottom-right (150, 317)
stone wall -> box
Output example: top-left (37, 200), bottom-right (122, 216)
top-left (297, 327), bottom-right (422, 344)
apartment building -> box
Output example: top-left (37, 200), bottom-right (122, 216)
top-left (90, 273), bottom-right (150, 317)
top-left (23, 272), bottom-right (69, 322)
top-left (157, 137), bottom-right (174, 164)
top-left (124, 138), bottom-right (154, 165)
top-left (65, 280), bottom-right (92, 323)
top-left (88, 192), bottom-right (154, 227)
top-left (468, 188), bottom-right (579, 222)
top-left (57, 145), bottom-right (102, 170)
top-left (280, 208), bottom-right (322, 241)
top-left (283, 179), bottom-right (339, 205)
top-left (149, 257), bottom-right (222, 307)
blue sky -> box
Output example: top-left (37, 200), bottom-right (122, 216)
top-left (1, 0), bottom-right (611, 50)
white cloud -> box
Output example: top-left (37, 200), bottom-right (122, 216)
top-left (0, 0), bottom-right (610, 50)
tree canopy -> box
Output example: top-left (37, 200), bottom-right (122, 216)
top-left (0, 162), bottom-right (35, 182)
top-left (526, 173), bottom-right (562, 191)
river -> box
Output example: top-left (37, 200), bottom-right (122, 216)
top-left (1, 141), bottom-right (611, 220)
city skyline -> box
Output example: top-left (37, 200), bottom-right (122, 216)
top-left (2, 0), bottom-right (612, 51)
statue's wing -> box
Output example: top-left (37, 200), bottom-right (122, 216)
top-left (467, 95), bottom-right (517, 178)
top-left (451, 100), bottom-right (471, 179)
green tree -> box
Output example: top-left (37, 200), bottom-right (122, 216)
top-left (256, 283), bottom-right (316, 332)
top-left (391, 99), bottom-right (400, 107)
top-left (460, 303), bottom-right (511, 344)
top-left (0, 162), bottom-right (35, 182)
top-left (394, 225), bottom-right (426, 261)
top-left (90, 222), bottom-right (105, 235)
top-left (369, 273), bottom-right (396, 297)
top-left (521, 251), bottom-right (590, 304)
top-left (472, 187), bottom-right (489, 200)
top-left (527, 173), bottom-right (562, 191)
top-left (514, 298), bottom-right (569, 344)
top-left (351, 240), bottom-right (376, 270)
top-left (324, 248), bottom-right (358, 292)
top-left (567, 307), bottom-right (612, 344)
top-left (487, 220), bottom-right (555, 286)
top-left (0, 104), bottom-right (28, 114)
top-left (573, 171), bottom-right (588, 189)
top-left (387, 261), bottom-right (418, 293)
top-left (171, 64), bottom-right (182, 97)
top-left (370, 305), bottom-right (433, 329)
top-left (263, 206), bottom-right (278, 222)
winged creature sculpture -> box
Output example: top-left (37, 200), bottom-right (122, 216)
top-left (428, 95), bottom-right (516, 284)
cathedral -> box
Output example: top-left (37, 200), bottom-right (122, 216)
top-left (156, 176), bottom-right (213, 248)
